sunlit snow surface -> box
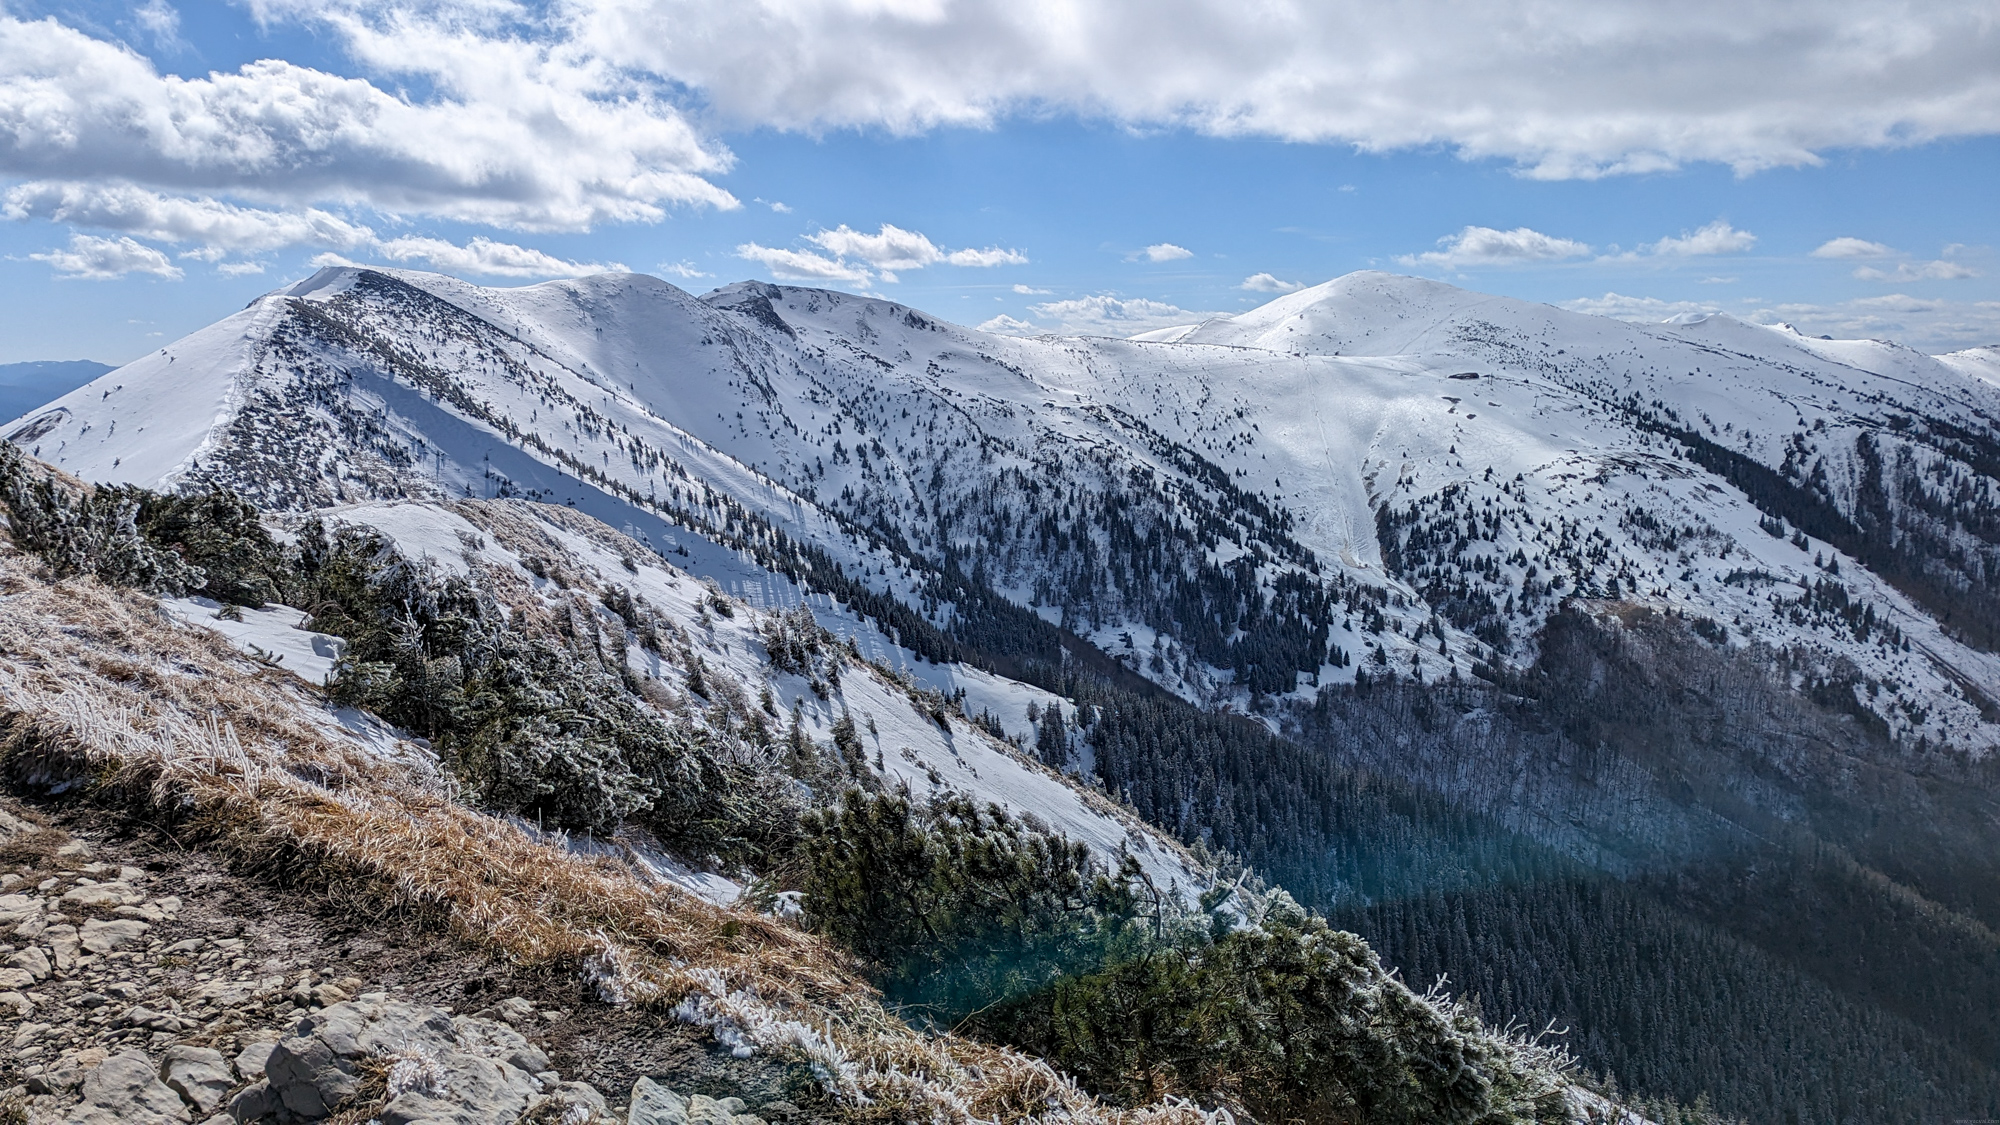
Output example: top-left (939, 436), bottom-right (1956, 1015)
top-left (14, 267), bottom-right (2000, 754)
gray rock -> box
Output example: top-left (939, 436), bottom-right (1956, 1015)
top-left (377, 1051), bottom-right (540, 1125)
top-left (628, 1078), bottom-right (689, 1125)
top-left (59, 882), bottom-right (142, 911)
top-left (63, 1050), bottom-right (192, 1125)
top-left (493, 996), bottom-right (536, 1025)
top-left (233, 1038), bottom-right (278, 1082)
top-left (263, 996), bottom-right (539, 1121)
top-left (5, 944), bottom-right (51, 981)
top-left (226, 1080), bottom-right (278, 1123)
top-left (161, 1045), bottom-right (235, 1116)
top-left (687, 1094), bottom-right (736, 1125)
top-left (45, 923), bottom-right (80, 970)
top-left (715, 1097), bottom-right (747, 1115)
top-left (451, 1013), bottom-right (550, 1074)
top-left (551, 1080), bottom-right (608, 1117)
top-left (78, 917), bottom-right (150, 954)
top-left (265, 1034), bottom-right (354, 1117)
top-left (125, 1005), bottom-right (187, 1033)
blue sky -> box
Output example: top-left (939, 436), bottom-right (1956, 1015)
top-left (3, 0), bottom-right (1999, 363)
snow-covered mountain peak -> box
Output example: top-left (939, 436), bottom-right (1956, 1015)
top-left (10, 265), bottom-right (2000, 755)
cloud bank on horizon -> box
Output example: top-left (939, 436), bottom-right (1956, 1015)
top-left (1, 0), bottom-right (1998, 355)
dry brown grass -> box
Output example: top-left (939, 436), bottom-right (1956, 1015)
top-left (0, 543), bottom-right (1228, 1125)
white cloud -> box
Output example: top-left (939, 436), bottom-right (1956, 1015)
top-left (3, 181), bottom-right (376, 253)
top-left (1027, 294), bottom-right (1211, 336)
top-left (1241, 272), bottom-right (1304, 293)
top-left (1853, 259), bottom-right (1981, 281)
top-left (568, 0), bottom-right (2000, 178)
top-left (1402, 226), bottom-right (1592, 269)
top-left (754, 198), bottom-right (792, 213)
top-left (1646, 220), bottom-right (1756, 256)
top-left (1567, 290), bottom-right (2000, 351)
top-left (978, 314), bottom-right (1041, 335)
top-left (29, 233), bottom-right (182, 280)
top-left (217, 260), bottom-right (267, 277)
top-left (133, 0), bottom-right (184, 50)
top-left (807, 223), bottom-right (942, 270)
top-left (1562, 293), bottom-right (1724, 321)
top-left (375, 236), bottom-right (625, 278)
top-left (659, 260), bottom-right (710, 279)
top-left (1139, 243), bottom-right (1193, 262)
top-left (945, 246), bottom-right (1029, 267)
top-left (746, 223), bottom-right (1025, 284)
top-left (1746, 294), bottom-right (2000, 349)
top-left (1813, 237), bottom-right (1896, 258)
top-left (0, 12), bottom-right (734, 231)
top-left (735, 242), bottom-right (872, 284)
top-left (1012, 283), bottom-right (1051, 295)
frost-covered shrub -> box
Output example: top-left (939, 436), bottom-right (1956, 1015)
top-left (299, 520), bottom-right (796, 855)
top-left (802, 786), bottom-right (1575, 1125)
top-left (0, 444), bottom-right (203, 594)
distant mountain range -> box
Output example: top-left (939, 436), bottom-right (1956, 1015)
top-left (10, 267), bottom-right (2000, 1120)
top-left (0, 359), bottom-right (112, 427)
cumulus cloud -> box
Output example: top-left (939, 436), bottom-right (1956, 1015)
top-left (375, 236), bottom-right (625, 278)
top-left (1813, 237), bottom-right (1896, 258)
top-left (744, 223), bottom-right (1024, 285)
top-left (946, 246), bottom-right (1030, 267)
top-left (1853, 259), bottom-right (1981, 282)
top-left (1747, 294), bottom-right (2000, 349)
top-left (735, 242), bottom-right (872, 284)
top-left (29, 233), bottom-right (182, 279)
top-left (1025, 294), bottom-right (1211, 336)
top-left (1562, 293), bottom-right (1725, 321)
top-left (1139, 243), bottom-right (1194, 262)
top-left (977, 314), bottom-right (1041, 335)
top-left (3, 182), bottom-right (375, 253)
top-left (1241, 272), bottom-right (1304, 293)
top-left (1402, 226), bottom-right (1592, 269)
top-left (1013, 283), bottom-right (1052, 295)
top-left (0, 11), bottom-right (734, 232)
top-left (1646, 220), bottom-right (1757, 256)
top-left (567, 0), bottom-right (2000, 178)
top-left (659, 260), bottom-right (711, 279)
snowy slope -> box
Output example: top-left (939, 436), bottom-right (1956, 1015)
top-left (9, 266), bottom-right (2000, 755)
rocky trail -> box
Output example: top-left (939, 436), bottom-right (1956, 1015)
top-left (0, 798), bottom-right (831, 1125)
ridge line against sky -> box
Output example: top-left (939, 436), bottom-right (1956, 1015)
top-left (1, 0), bottom-right (1998, 360)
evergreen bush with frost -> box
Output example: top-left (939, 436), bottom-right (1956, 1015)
top-left (801, 787), bottom-right (1575, 1124)
top-left (0, 443), bottom-right (202, 594)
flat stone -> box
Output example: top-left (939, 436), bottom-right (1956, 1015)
top-left (65, 1050), bottom-right (191, 1125)
top-left (0, 990), bottom-right (32, 1017)
top-left (59, 883), bottom-right (143, 911)
top-left (7, 944), bottom-right (51, 980)
top-left (45, 924), bottom-right (80, 969)
top-left (493, 996), bottom-right (536, 1025)
top-left (377, 1051), bottom-right (539, 1125)
top-left (0, 892), bottom-right (41, 925)
top-left (161, 1045), bottom-right (235, 1116)
top-left (0, 966), bottom-right (33, 990)
top-left (124, 1005), bottom-right (185, 1033)
top-left (629, 1078), bottom-right (689, 1125)
top-left (79, 918), bottom-right (150, 954)
top-left (234, 1037), bottom-right (279, 1081)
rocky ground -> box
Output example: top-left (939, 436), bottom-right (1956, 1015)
top-left (0, 797), bottom-right (837, 1125)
